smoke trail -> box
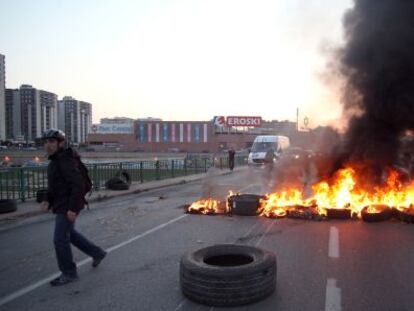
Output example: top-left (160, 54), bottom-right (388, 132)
top-left (339, 0), bottom-right (414, 178)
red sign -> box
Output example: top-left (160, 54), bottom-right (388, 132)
top-left (226, 116), bottom-right (262, 127)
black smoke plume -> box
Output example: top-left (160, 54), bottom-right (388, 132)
top-left (338, 0), bottom-right (414, 182)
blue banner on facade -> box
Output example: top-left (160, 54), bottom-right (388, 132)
top-left (194, 124), bottom-right (200, 142)
top-left (139, 123), bottom-right (145, 142)
top-left (163, 123), bottom-right (169, 142)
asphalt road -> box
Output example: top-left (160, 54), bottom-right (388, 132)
top-left (0, 168), bottom-right (414, 311)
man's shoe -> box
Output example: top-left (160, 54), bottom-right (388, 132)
top-left (50, 274), bottom-right (78, 286)
top-left (92, 251), bottom-right (107, 268)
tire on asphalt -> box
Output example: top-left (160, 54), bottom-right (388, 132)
top-left (105, 177), bottom-right (130, 191)
top-left (180, 244), bottom-right (276, 307)
top-left (326, 208), bottom-right (351, 220)
top-left (36, 189), bottom-right (48, 203)
top-left (116, 170), bottom-right (131, 185)
top-left (228, 194), bottom-right (263, 216)
top-left (393, 208), bottom-right (414, 223)
top-left (361, 205), bottom-right (392, 222)
top-left (0, 199), bottom-right (18, 214)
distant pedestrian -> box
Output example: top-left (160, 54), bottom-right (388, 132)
top-left (40, 129), bottom-right (106, 286)
top-left (228, 147), bottom-right (236, 171)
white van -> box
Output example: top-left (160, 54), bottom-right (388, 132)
top-left (248, 135), bottom-right (290, 166)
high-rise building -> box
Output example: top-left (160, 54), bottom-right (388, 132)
top-left (0, 54), bottom-right (5, 141)
top-left (58, 96), bottom-right (92, 144)
top-left (6, 85), bottom-right (58, 141)
top-left (39, 90), bottom-right (58, 132)
top-left (19, 85), bottom-right (40, 141)
top-left (5, 88), bottom-right (21, 139)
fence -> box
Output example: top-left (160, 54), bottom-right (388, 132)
top-left (0, 155), bottom-right (247, 202)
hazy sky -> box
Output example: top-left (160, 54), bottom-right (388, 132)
top-left (0, 0), bottom-right (353, 125)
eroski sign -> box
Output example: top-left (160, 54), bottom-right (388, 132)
top-left (226, 116), bottom-right (262, 127)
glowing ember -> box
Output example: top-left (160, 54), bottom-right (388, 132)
top-left (262, 206), bottom-right (288, 218)
top-left (365, 204), bottom-right (388, 214)
top-left (398, 205), bottom-right (414, 214)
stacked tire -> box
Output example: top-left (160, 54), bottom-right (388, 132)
top-left (180, 244), bottom-right (276, 307)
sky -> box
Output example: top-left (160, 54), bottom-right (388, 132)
top-left (0, 0), bottom-right (353, 126)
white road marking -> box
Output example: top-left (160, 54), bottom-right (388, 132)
top-left (241, 221), bottom-right (261, 239)
top-left (0, 214), bottom-right (188, 307)
top-left (173, 300), bottom-right (186, 311)
top-left (255, 221), bottom-right (275, 247)
top-left (325, 278), bottom-right (342, 311)
top-left (328, 226), bottom-right (339, 258)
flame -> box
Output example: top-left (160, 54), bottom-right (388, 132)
top-left (259, 190), bottom-right (304, 217)
top-left (189, 166), bottom-right (414, 220)
top-left (259, 166), bottom-right (414, 218)
top-left (226, 190), bottom-right (236, 213)
top-left (399, 205), bottom-right (414, 215)
top-left (365, 204), bottom-right (388, 214)
top-left (188, 198), bottom-right (222, 214)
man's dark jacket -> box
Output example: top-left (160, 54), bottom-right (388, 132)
top-left (47, 148), bottom-right (85, 214)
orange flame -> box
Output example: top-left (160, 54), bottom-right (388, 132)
top-left (260, 166), bottom-right (414, 218)
top-left (188, 198), bottom-right (222, 214)
top-left (189, 166), bottom-right (414, 219)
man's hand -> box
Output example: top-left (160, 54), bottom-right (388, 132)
top-left (67, 210), bottom-right (77, 222)
top-left (40, 201), bottom-right (49, 212)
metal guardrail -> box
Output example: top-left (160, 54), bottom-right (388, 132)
top-left (0, 155), bottom-right (247, 202)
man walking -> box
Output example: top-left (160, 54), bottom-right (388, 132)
top-left (40, 129), bottom-right (106, 286)
top-left (228, 147), bottom-right (236, 171)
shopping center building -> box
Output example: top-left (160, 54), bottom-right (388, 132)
top-left (87, 116), bottom-right (299, 153)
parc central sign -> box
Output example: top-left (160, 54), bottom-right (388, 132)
top-left (214, 116), bottom-right (262, 128)
top-left (91, 123), bottom-right (133, 134)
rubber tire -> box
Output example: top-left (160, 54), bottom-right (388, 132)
top-left (0, 199), bottom-right (18, 214)
top-left (361, 205), bottom-right (392, 222)
top-left (105, 177), bottom-right (130, 191)
top-left (110, 183), bottom-right (129, 190)
top-left (394, 208), bottom-right (414, 223)
top-left (228, 194), bottom-right (263, 216)
top-left (326, 208), bottom-right (351, 220)
top-left (180, 244), bottom-right (276, 307)
top-left (116, 170), bottom-right (131, 185)
top-left (36, 189), bottom-right (48, 203)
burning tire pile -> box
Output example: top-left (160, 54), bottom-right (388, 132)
top-left (187, 194), bottom-right (414, 223)
top-left (187, 192), bottom-right (414, 223)
top-left (187, 166), bottom-right (414, 224)
top-left (187, 155), bottom-right (414, 223)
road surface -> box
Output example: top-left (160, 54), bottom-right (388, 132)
top-left (0, 168), bottom-right (413, 311)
